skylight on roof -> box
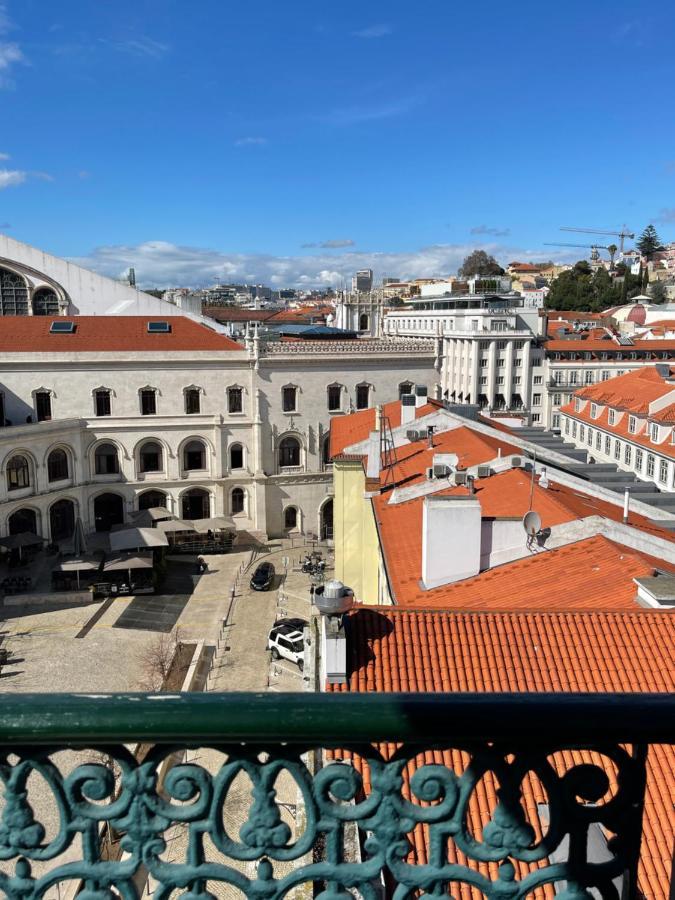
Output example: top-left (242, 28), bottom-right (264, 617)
top-left (147, 321), bottom-right (171, 333)
top-left (49, 320), bottom-right (76, 333)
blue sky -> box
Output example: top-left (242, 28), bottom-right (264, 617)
top-left (1, 0), bottom-right (675, 287)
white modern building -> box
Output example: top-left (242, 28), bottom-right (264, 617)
top-left (383, 293), bottom-right (546, 420)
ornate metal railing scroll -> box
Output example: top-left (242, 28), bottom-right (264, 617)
top-left (0, 692), bottom-right (671, 899)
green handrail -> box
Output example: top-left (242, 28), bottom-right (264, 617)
top-left (0, 691), bottom-right (672, 745)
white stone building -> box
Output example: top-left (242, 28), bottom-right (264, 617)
top-left (0, 314), bottom-right (438, 543)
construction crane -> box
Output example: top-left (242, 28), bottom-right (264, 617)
top-left (544, 242), bottom-right (617, 267)
top-left (560, 226), bottom-right (635, 253)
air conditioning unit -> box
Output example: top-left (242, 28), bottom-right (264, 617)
top-left (511, 457), bottom-right (522, 468)
top-left (407, 429), bottom-right (423, 442)
top-left (433, 464), bottom-right (451, 479)
top-left (477, 464), bottom-right (492, 478)
top-left (454, 471), bottom-right (467, 485)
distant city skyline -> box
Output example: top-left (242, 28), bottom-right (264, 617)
top-left (1, 0), bottom-right (675, 287)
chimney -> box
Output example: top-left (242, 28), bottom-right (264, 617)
top-left (427, 425), bottom-right (435, 449)
top-left (316, 580), bottom-right (354, 687)
top-left (401, 393), bottom-right (416, 425)
top-left (623, 488), bottom-right (630, 524)
top-left (422, 496), bottom-right (481, 589)
top-left (366, 430), bottom-right (381, 480)
top-left (415, 384), bottom-right (428, 408)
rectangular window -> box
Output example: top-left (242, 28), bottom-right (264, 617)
top-left (569, 371), bottom-right (578, 384)
top-left (608, 410), bottom-right (616, 425)
top-left (614, 440), bottom-right (621, 460)
top-left (647, 454), bottom-right (655, 477)
top-left (587, 428), bottom-right (593, 446)
top-left (659, 459), bottom-right (668, 483)
top-left (480, 359), bottom-right (489, 368)
top-left (95, 390), bottom-right (111, 417)
top-left (532, 357), bottom-right (541, 367)
top-left (228, 387), bottom-right (243, 414)
top-left (591, 403), bottom-right (598, 418)
top-left (533, 393), bottom-right (541, 405)
top-left (35, 391), bottom-right (52, 422)
top-left (564, 418), bottom-right (570, 435)
top-left (513, 358), bottom-right (522, 367)
top-left (480, 376), bottom-right (488, 386)
top-left (140, 389), bottom-right (157, 415)
top-left (579, 424), bottom-right (585, 441)
top-left (605, 435), bottom-right (611, 455)
top-left (496, 376), bottom-right (505, 386)
top-left (584, 371), bottom-right (593, 384)
top-left (651, 423), bottom-right (659, 442)
top-left (513, 376), bottom-right (521, 386)
top-left (635, 448), bottom-right (643, 471)
top-left (552, 414), bottom-right (560, 429)
top-left (327, 385), bottom-right (342, 411)
top-left (624, 444), bottom-right (632, 465)
top-left (595, 432), bottom-right (601, 450)
top-left (356, 384), bottom-right (370, 410)
top-left (628, 416), bottom-right (636, 434)
top-left (553, 393), bottom-right (561, 406)
top-left (531, 413), bottom-right (541, 423)
top-left (572, 421), bottom-right (577, 438)
top-left (497, 341), bottom-right (507, 350)
top-left (282, 386), bottom-right (297, 412)
top-left (497, 358), bottom-right (505, 368)
top-left (533, 375), bottom-right (542, 385)
top-left (184, 388), bottom-right (200, 415)
top-left (601, 370), bottom-right (610, 381)
top-left (575, 398), bottom-right (582, 412)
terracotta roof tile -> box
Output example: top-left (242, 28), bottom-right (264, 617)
top-left (329, 608), bottom-right (675, 899)
top-left (0, 316), bottom-right (243, 352)
top-left (329, 399), bottom-right (442, 458)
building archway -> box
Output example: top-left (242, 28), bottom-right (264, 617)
top-left (8, 508), bottom-right (37, 536)
top-left (93, 493), bottom-right (124, 532)
top-left (320, 498), bottom-right (334, 541)
top-left (138, 490), bottom-right (168, 510)
top-left (50, 499), bottom-right (75, 541)
top-left (32, 288), bottom-right (60, 316)
top-left (181, 488), bottom-right (210, 520)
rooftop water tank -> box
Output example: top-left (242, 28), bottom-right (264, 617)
top-left (314, 579), bottom-right (354, 616)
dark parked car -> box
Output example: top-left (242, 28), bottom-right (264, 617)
top-left (250, 561), bottom-right (275, 591)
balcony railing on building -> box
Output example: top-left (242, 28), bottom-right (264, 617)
top-left (0, 692), bottom-right (671, 899)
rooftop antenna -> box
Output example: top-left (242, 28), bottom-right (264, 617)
top-left (128, 267), bottom-right (136, 287)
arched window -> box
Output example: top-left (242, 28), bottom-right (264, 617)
top-left (359, 313), bottom-right (369, 330)
top-left (6, 455), bottom-right (30, 490)
top-left (0, 267), bottom-right (29, 315)
top-left (182, 488), bottom-right (210, 520)
top-left (94, 443), bottom-right (119, 475)
top-left (231, 487), bottom-right (245, 515)
top-left (279, 436), bottom-right (301, 468)
top-left (138, 490), bottom-right (167, 510)
top-left (284, 506), bottom-right (298, 530)
top-left (139, 441), bottom-right (163, 473)
top-left (399, 381), bottom-right (414, 399)
top-left (8, 508), bottom-right (37, 535)
top-left (183, 440), bottom-right (206, 471)
top-left (47, 448), bottom-right (69, 482)
top-left (32, 288), bottom-right (60, 316)
top-left (229, 443), bottom-right (244, 470)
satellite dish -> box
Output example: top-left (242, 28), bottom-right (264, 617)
top-left (523, 510), bottom-right (542, 536)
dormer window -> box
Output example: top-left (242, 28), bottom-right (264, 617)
top-left (574, 398), bottom-right (582, 413)
top-left (608, 410), bottom-right (616, 426)
top-left (629, 416), bottom-right (637, 434)
top-left (590, 403), bottom-right (598, 418)
top-left (651, 423), bottom-right (659, 443)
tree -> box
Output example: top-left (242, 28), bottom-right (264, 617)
top-left (636, 225), bottom-right (663, 258)
top-left (649, 280), bottom-right (668, 304)
top-left (607, 244), bottom-right (618, 268)
top-left (458, 250), bottom-right (504, 278)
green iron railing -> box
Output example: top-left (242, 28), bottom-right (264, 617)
top-left (0, 691), bottom-right (672, 899)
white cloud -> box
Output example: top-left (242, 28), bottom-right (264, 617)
top-left (0, 169), bottom-right (26, 188)
top-left (0, 5), bottom-right (23, 87)
top-left (0, 151), bottom-right (9, 160)
top-left (70, 239), bottom-right (566, 290)
top-left (234, 136), bottom-right (267, 147)
top-left (353, 24), bottom-right (392, 38)
top-left (99, 36), bottom-right (169, 59)
top-left (0, 167), bottom-right (53, 189)
top-left (470, 224), bottom-right (511, 238)
top-left (301, 239), bottom-right (356, 248)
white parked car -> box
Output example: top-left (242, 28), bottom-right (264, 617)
top-left (267, 622), bottom-right (305, 671)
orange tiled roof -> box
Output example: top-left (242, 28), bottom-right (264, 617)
top-left (0, 316), bottom-right (243, 352)
top-left (372, 467), bottom-right (675, 607)
top-left (330, 607), bottom-right (675, 899)
top-left (328, 399), bottom-right (442, 458)
top-left (546, 336), bottom-right (675, 353)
